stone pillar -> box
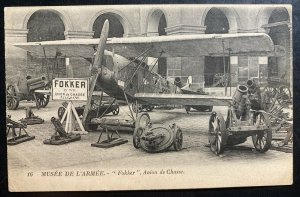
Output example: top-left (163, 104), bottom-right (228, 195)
top-left (165, 25), bottom-right (206, 89)
top-left (64, 30), bottom-right (94, 78)
top-left (5, 29), bottom-right (28, 84)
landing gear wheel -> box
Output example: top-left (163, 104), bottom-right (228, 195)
top-left (208, 111), bottom-right (227, 155)
top-left (57, 107), bottom-right (66, 120)
top-left (276, 85), bottom-right (291, 106)
top-left (208, 106), bottom-right (213, 112)
top-left (6, 85), bottom-right (19, 110)
top-left (112, 105), bottom-right (119, 115)
top-left (84, 110), bottom-right (98, 131)
top-left (252, 112), bottom-right (272, 153)
top-left (172, 125), bottom-right (183, 151)
top-left (133, 112), bottom-right (151, 149)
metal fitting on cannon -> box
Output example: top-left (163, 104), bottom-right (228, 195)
top-left (232, 85), bottom-right (250, 120)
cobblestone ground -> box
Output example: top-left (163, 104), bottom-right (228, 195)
top-left (6, 99), bottom-right (293, 190)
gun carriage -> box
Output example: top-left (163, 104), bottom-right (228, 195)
top-left (208, 79), bottom-right (272, 155)
top-left (6, 75), bottom-right (50, 110)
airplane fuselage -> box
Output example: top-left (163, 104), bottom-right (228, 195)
top-left (96, 51), bottom-right (179, 102)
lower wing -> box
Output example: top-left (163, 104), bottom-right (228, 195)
top-left (134, 93), bottom-right (231, 106)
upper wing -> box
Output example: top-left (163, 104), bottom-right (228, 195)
top-left (14, 33), bottom-right (281, 58)
top-left (134, 93), bottom-right (231, 106)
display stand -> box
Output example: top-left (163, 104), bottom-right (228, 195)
top-left (60, 101), bottom-right (87, 135)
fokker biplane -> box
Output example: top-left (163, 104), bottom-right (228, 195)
top-left (14, 20), bottom-right (283, 130)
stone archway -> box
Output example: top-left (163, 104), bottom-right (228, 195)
top-left (89, 10), bottom-right (133, 37)
top-left (146, 9), bottom-right (167, 76)
top-left (264, 8), bottom-right (290, 82)
top-left (92, 13), bottom-right (124, 38)
top-left (26, 10), bottom-right (66, 77)
top-left (203, 7), bottom-right (230, 87)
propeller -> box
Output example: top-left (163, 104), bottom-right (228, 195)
top-left (82, 20), bottom-right (109, 128)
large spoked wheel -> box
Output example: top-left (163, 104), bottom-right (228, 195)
top-left (133, 112), bottom-right (151, 149)
top-left (252, 112), bottom-right (272, 153)
top-left (112, 105), bottom-right (119, 115)
top-left (36, 93), bottom-right (50, 108)
top-left (208, 111), bottom-right (227, 155)
top-left (57, 107), bottom-right (66, 120)
top-left (276, 85), bottom-right (291, 105)
top-left (172, 125), bottom-right (183, 151)
top-left (263, 86), bottom-right (276, 97)
top-left (6, 85), bottom-right (20, 110)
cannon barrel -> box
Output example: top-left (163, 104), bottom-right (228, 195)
top-left (26, 76), bottom-right (47, 85)
top-left (232, 85), bottom-right (248, 104)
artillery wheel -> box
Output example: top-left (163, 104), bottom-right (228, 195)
top-left (36, 93), bottom-right (50, 108)
top-left (172, 125), bottom-right (183, 151)
top-left (252, 112), bottom-right (272, 153)
top-left (133, 112), bottom-right (151, 149)
top-left (57, 106), bottom-right (66, 120)
top-left (208, 111), bottom-right (227, 155)
top-left (112, 105), bottom-right (119, 115)
top-left (36, 83), bottom-right (51, 108)
top-left (263, 86), bottom-right (276, 97)
top-left (84, 110), bottom-right (98, 131)
top-left (276, 85), bottom-right (291, 106)
top-left (6, 85), bottom-right (19, 110)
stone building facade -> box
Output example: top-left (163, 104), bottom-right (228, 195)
top-left (5, 5), bottom-right (292, 89)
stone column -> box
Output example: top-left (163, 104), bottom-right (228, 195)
top-left (165, 25), bottom-right (206, 90)
top-left (5, 29), bottom-right (28, 84)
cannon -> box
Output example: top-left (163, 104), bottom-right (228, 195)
top-left (6, 74), bottom-right (51, 110)
top-left (6, 115), bottom-right (35, 145)
top-left (43, 117), bottom-right (81, 145)
top-left (208, 79), bottom-right (272, 155)
top-left (133, 113), bottom-right (183, 153)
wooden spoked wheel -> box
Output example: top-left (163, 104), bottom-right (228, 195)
top-left (208, 112), bottom-right (227, 155)
top-left (6, 85), bottom-right (19, 110)
top-left (276, 85), bottom-right (291, 105)
top-left (36, 94), bottom-right (50, 108)
top-left (173, 125), bottom-right (183, 151)
top-left (263, 86), bottom-right (276, 98)
top-left (252, 112), bottom-right (272, 153)
top-left (133, 112), bottom-right (150, 149)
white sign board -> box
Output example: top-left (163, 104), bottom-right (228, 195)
top-left (52, 78), bottom-right (89, 101)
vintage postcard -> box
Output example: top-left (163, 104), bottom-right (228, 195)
top-left (5, 4), bottom-right (293, 191)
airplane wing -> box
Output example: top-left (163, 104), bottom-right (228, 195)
top-left (14, 33), bottom-right (283, 58)
top-left (134, 93), bottom-right (231, 106)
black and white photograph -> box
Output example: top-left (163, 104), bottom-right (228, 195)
top-left (4, 4), bottom-right (293, 191)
